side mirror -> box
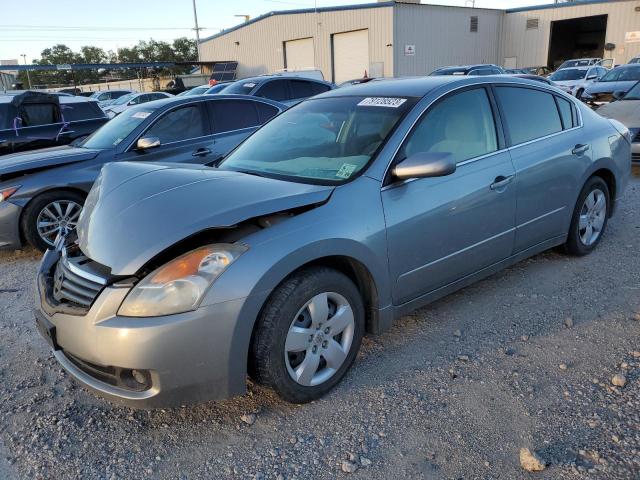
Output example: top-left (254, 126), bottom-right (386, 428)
top-left (612, 90), bottom-right (626, 100)
top-left (586, 74), bottom-right (598, 80)
top-left (392, 152), bottom-right (456, 181)
top-left (136, 136), bottom-right (161, 150)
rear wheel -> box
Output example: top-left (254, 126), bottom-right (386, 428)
top-left (575, 88), bottom-right (584, 100)
top-left (564, 176), bottom-right (609, 256)
top-left (249, 267), bottom-right (365, 403)
top-left (21, 190), bottom-right (85, 252)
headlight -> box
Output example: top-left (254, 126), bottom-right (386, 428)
top-left (118, 243), bottom-right (248, 317)
top-left (0, 186), bottom-right (19, 203)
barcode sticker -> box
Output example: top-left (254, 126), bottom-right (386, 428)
top-left (358, 97), bottom-right (407, 108)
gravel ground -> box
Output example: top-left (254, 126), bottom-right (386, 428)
top-left (0, 167), bottom-right (639, 480)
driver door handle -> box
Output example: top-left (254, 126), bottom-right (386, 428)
top-left (192, 148), bottom-right (212, 157)
top-left (490, 175), bottom-right (514, 191)
top-left (572, 144), bottom-right (590, 155)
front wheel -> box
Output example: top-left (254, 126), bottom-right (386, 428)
top-left (564, 176), bottom-right (609, 256)
top-left (21, 190), bottom-right (85, 252)
top-left (249, 267), bottom-right (365, 403)
top-left (575, 88), bottom-right (584, 100)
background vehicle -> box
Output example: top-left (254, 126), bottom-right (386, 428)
top-left (548, 66), bottom-right (608, 99)
top-left (337, 77), bottom-right (378, 88)
top-left (557, 58), bottom-right (603, 69)
top-left (0, 91), bottom-right (107, 156)
top-left (221, 75), bottom-right (334, 106)
top-left (35, 76), bottom-right (629, 408)
top-left (0, 95), bottom-right (285, 251)
top-left (505, 74), bottom-right (555, 85)
top-left (628, 56), bottom-right (640, 64)
top-left (204, 82), bottom-right (233, 95)
top-left (504, 68), bottom-right (528, 74)
top-left (583, 64), bottom-right (640, 103)
top-left (430, 64), bottom-right (505, 76)
top-left (89, 89), bottom-right (135, 108)
top-left (524, 66), bottom-right (553, 77)
top-left (596, 80), bottom-right (640, 162)
top-left (176, 85), bottom-right (210, 97)
top-left (102, 92), bottom-right (173, 118)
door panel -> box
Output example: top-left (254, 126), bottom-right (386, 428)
top-left (382, 152), bottom-right (516, 304)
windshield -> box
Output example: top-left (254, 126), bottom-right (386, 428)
top-left (222, 80), bottom-right (257, 95)
top-left (112, 93), bottom-right (136, 106)
top-left (219, 96), bottom-right (413, 184)
top-left (550, 68), bottom-right (587, 81)
top-left (560, 60), bottom-right (593, 68)
top-left (183, 86), bottom-right (209, 96)
top-left (79, 106), bottom-right (159, 149)
top-left (600, 66), bottom-right (640, 82)
top-left (621, 81), bottom-right (640, 99)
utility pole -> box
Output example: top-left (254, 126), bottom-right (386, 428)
top-left (192, 0), bottom-right (201, 62)
top-left (21, 54), bottom-right (32, 89)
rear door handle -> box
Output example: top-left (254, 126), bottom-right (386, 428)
top-left (192, 148), bottom-right (212, 157)
top-left (572, 144), bottom-right (590, 155)
top-left (490, 175), bottom-right (514, 191)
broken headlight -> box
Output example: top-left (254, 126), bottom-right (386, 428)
top-left (118, 243), bottom-right (248, 317)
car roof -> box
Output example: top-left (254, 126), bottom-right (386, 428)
top-left (317, 75), bottom-right (559, 100)
top-left (0, 92), bottom-right (99, 104)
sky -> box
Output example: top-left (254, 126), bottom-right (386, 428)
top-left (0, 0), bottom-right (554, 63)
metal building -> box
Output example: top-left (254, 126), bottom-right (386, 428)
top-left (199, 0), bottom-right (640, 83)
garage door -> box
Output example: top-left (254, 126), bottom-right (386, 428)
top-left (284, 38), bottom-right (315, 71)
top-left (333, 29), bottom-right (369, 84)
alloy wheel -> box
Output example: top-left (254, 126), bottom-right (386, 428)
top-left (578, 188), bottom-right (606, 246)
top-left (284, 292), bottom-right (355, 387)
top-left (36, 200), bottom-right (82, 247)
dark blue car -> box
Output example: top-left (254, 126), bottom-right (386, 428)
top-left (0, 94), bottom-right (285, 251)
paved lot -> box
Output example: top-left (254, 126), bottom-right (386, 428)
top-left (0, 167), bottom-right (638, 480)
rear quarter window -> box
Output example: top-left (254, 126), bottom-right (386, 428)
top-left (62, 101), bottom-right (105, 121)
top-left (495, 86), bottom-right (562, 145)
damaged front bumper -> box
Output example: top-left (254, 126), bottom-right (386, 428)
top-left (34, 247), bottom-right (256, 408)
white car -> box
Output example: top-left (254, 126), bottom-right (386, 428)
top-left (102, 92), bottom-right (173, 118)
top-left (548, 66), bottom-right (609, 100)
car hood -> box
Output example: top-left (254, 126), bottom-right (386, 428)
top-left (586, 80), bottom-right (636, 94)
top-left (77, 162), bottom-right (335, 275)
top-left (595, 99), bottom-right (640, 126)
top-left (0, 145), bottom-right (100, 178)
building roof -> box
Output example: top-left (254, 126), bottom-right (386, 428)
top-left (506, 0), bottom-right (628, 14)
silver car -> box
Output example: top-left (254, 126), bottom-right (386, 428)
top-left (548, 66), bottom-right (608, 99)
top-left (596, 80), bottom-right (640, 162)
top-left (35, 76), bottom-right (631, 407)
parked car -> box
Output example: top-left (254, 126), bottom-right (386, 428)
top-left (0, 95), bottom-right (285, 251)
top-left (628, 56), bottom-right (640, 64)
top-left (430, 64), bottom-right (505, 76)
top-left (583, 64), bottom-right (640, 104)
top-left (557, 58), bottom-right (603, 69)
top-left (102, 92), bottom-right (174, 118)
top-left (524, 66), bottom-right (553, 77)
top-left (221, 75), bottom-right (334, 106)
top-left (33, 76), bottom-right (630, 407)
top-left (204, 82), bottom-right (233, 95)
top-left (596, 80), bottom-right (640, 162)
top-left (504, 68), bottom-right (528, 74)
top-left (176, 85), bottom-right (210, 97)
top-left (89, 89), bottom-right (135, 108)
top-left (548, 66), bottom-right (608, 99)
top-left (338, 77), bottom-right (379, 88)
top-left (0, 91), bottom-right (107, 156)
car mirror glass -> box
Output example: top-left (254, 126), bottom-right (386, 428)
top-left (136, 136), bottom-right (161, 150)
top-left (392, 152), bottom-right (456, 181)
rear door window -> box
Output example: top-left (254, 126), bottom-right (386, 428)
top-left (146, 104), bottom-right (207, 143)
top-left (255, 80), bottom-right (289, 102)
top-left (208, 99), bottom-right (260, 133)
top-left (495, 86), bottom-right (562, 145)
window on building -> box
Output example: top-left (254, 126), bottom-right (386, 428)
top-left (470, 16), bottom-right (478, 33)
top-left (526, 18), bottom-right (539, 30)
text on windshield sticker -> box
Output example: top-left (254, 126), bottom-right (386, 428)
top-left (132, 111), bottom-right (151, 119)
top-left (358, 97), bottom-right (407, 108)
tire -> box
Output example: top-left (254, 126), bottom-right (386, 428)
top-left (563, 176), bottom-right (610, 256)
top-left (575, 89), bottom-right (584, 101)
top-left (249, 267), bottom-right (365, 403)
top-left (21, 190), bottom-right (85, 252)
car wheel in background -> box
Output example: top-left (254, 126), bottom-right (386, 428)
top-left (575, 89), bottom-right (584, 100)
top-left (249, 267), bottom-right (365, 403)
top-left (21, 190), bottom-right (85, 252)
top-left (564, 176), bottom-right (609, 256)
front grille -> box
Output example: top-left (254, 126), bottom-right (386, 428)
top-left (52, 249), bottom-right (107, 309)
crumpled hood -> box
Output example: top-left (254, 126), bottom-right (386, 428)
top-left (0, 145), bottom-right (100, 177)
top-left (595, 99), bottom-right (640, 126)
top-left (77, 162), bottom-right (334, 275)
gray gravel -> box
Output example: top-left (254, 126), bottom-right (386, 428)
top-left (1, 167), bottom-right (639, 479)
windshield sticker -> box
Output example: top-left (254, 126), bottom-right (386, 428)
top-left (336, 163), bottom-right (357, 179)
top-left (132, 111), bottom-right (151, 119)
top-left (243, 82), bottom-right (256, 88)
top-left (358, 97), bottom-right (406, 108)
